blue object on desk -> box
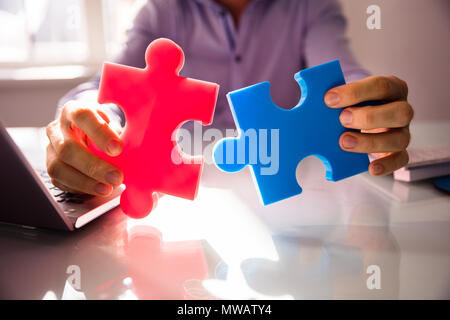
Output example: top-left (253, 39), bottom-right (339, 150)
top-left (434, 175), bottom-right (450, 192)
top-left (213, 60), bottom-right (369, 205)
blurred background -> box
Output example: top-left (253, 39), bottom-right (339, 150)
top-left (0, 0), bottom-right (449, 127)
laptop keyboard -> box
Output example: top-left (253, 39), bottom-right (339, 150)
top-left (37, 169), bottom-right (93, 204)
top-left (35, 168), bottom-right (122, 224)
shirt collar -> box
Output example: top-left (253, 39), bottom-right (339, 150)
top-left (193, 0), bottom-right (267, 15)
top-left (193, 0), bottom-right (266, 6)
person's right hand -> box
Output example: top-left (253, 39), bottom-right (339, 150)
top-left (46, 100), bottom-right (124, 196)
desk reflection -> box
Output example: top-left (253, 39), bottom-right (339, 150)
top-left (0, 209), bottom-right (215, 300)
top-left (214, 203), bottom-right (400, 299)
top-left (0, 157), bottom-right (447, 299)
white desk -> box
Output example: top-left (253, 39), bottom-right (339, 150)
top-left (0, 122), bottom-right (449, 300)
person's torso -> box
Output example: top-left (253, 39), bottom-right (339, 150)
top-left (162, 0), bottom-right (308, 127)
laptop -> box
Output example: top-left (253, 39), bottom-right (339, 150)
top-left (0, 121), bottom-right (123, 231)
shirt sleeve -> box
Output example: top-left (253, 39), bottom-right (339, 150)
top-left (56, 1), bottom-right (166, 125)
top-left (303, 0), bottom-right (371, 83)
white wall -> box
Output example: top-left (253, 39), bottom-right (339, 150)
top-left (0, 0), bottom-right (449, 127)
top-left (0, 78), bottom-right (89, 127)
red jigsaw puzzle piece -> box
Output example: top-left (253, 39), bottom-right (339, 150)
top-left (89, 38), bottom-right (219, 219)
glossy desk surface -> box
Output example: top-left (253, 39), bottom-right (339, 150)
top-left (0, 122), bottom-right (449, 300)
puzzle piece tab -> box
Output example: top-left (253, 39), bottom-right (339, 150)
top-left (90, 38), bottom-right (219, 218)
top-left (213, 60), bottom-right (369, 205)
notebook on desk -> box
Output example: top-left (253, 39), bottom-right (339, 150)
top-left (393, 146), bottom-right (450, 182)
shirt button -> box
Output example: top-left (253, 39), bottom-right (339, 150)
top-left (235, 55), bottom-right (242, 63)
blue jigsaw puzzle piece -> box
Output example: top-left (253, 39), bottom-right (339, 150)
top-left (213, 60), bottom-right (370, 205)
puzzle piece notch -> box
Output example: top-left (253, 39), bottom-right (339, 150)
top-left (213, 60), bottom-right (369, 205)
top-left (89, 38), bottom-right (219, 218)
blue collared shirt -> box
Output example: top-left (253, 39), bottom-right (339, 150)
top-left (60, 0), bottom-right (370, 128)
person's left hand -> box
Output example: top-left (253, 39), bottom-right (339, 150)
top-left (324, 75), bottom-right (413, 176)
